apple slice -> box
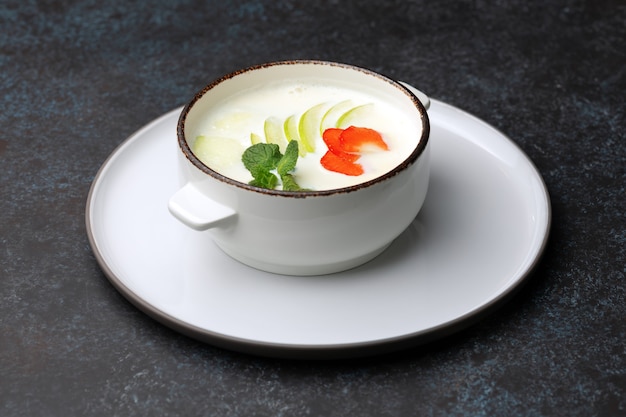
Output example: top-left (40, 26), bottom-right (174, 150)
top-left (283, 115), bottom-right (299, 141)
top-left (298, 103), bottom-right (327, 154)
top-left (192, 135), bottom-right (245, 168)
top-left (283, 115), bottom-right (306, 156)
top-left (250, 132), bottom-right (262, 145)
top-left (336, 103), bottom-right (376, 129)
top-left (264, 116), bottom-right (288, 152)
top-left (212, 112), bottom-right (254, 129)
top-left (320, 100), bottom-right (355, 133)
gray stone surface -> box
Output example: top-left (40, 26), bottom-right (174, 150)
top-left (1, 1), bottom-right (624, 416)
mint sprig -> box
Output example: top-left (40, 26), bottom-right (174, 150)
top-left (242, 141), bottom-right (304, 191)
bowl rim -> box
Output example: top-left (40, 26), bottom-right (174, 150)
top-left (177, 59), bottom-right (430, 198)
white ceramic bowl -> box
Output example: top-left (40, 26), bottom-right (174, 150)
top-left (169, 60), bottom-right (430, 275)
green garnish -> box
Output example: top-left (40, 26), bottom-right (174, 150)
top-left (242, 140), bottom-right (304, 191)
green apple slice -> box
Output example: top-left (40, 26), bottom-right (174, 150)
top-left (283, 114), bottom-right (299, 141)
top-left (213, 112), bottom-right (254, 129)
top-left (320, 100), bottom-right (355, 132)
top-left (264, 116), bottom-right (288, 152)
top-left (250, 132), bottom-right (262, 144)
top-left (284, 115), bottom-right (306, 156)
top-left (192, 135), bottom-right (245, 168)
top-left (298, 103), bottom-right (327, 154)
top-left (336, 103), bottom-right (376, 129)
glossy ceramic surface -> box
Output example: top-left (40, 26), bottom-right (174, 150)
top-left (86, 98), bottom-right (551, 359)
top-left (170, 61), bottom-right (431, 275)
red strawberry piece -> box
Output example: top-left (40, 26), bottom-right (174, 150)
top-left (340, 126), bottom-right (388, 153)
top-left (322, 128), bottom-right (359, 162)
top-left (320, 150), bottom-right (364, 176)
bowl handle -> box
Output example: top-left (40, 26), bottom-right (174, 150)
top-left (399, 82), bottom-right (431, 111)
top-left (168, 183), bottom-right (237, 231)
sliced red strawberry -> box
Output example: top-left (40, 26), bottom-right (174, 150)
top-left (340, 126), bottom-right (388, 153)
top-left (322, 128), bottom-right (359, 162)
top-left (322, 128), bottom-right (343, 150)
top-left (321, 150), bottom-right (364, 176)
top-left (320, 126), bottom-right (388, 176)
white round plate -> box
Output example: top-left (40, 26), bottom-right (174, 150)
top-left (86, 98), bottom-right (551, 359)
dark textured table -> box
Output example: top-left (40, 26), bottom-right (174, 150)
top-left (1, 1), bottom-right (624, 416)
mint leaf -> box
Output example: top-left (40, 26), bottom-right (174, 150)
top-left (278, 141), bottom-right (304, 191)
top-left (242, 143), bottom-right (282, 174)
top-left (242, 143), bottom-right (282, 189)
top-left (277, 140), bottom-right (299, 176)
top-left (249, 170), bottom-right (278, 189)
top-left (280, 173), bottom-right (302, 191)
top-left (241, 140), bottom-right (308, 191)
